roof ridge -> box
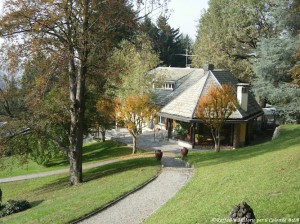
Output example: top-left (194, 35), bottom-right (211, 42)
top-left (174, 69), bottom-right (198, 89)
top-left (191, 72), bottom-right (211, 118)
top-left (210, 71), bottom-right (244, 119)
top-left (161, 72), bottom-right (209, 119)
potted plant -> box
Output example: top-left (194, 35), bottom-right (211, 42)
top-left (181, 147), bottom-right (188, 157)
top-left (155, 150), bottom-right (163, 160)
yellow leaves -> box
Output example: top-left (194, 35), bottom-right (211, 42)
top-left (196, 84), bottom-right (237, 128)
top-left (96, 98), bottom-right (115, 120)
top-left (290, 46), bottom-right (300, 87)
top-left (291, 65), bottom-right (300, 87)
top-left (115, 94), bottom-right (154, 135)
top-left (116, 95), bottom-right (150, 120)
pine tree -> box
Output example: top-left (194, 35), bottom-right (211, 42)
top-left (252, 0), bottom-right (300, 123)
top-left (141, 16), bottom-right (188, 67)
top-left (192, 0), bottom-right (273, 82)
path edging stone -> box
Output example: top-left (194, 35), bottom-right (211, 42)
top-left (69, 169), bottom-right (162, 224)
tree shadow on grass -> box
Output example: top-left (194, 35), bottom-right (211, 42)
top-left (83, 157), bottom-right (158, 182)
top-left (30, 200), bottom-right (44, 208)
top-left (82, 141), bottom-right (132, 163)
top-left (46, 141), bottom-right (132, 167)
top-left (34, 157), bottom-right (159, 194)
top-left (188, 125), bottom-right (300, 168)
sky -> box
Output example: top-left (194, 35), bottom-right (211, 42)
top-left (167, 0), bottom-right (209, 40)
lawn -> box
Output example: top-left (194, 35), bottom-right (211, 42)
top-left (145, 124), bottom-right (300, 224)
top-left (0, 140), bottom-right (135, 178)
top-left (0, 157), bottom-right (161, 224)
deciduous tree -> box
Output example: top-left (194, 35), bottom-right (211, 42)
top-left (0, 0), bottom-right (165, 185)
top-left (195, 84), bottom-right (237, 152)
top-left (94, 98), bottom-right (116, 142)
top-left (0, 54), bottom-right (70, 166)
top-left (109, 34), bottom-right (159, 153)
top-left (108, 34), bottom-right (159, 97)
top-left (116, 95), bottom-right (155, 154)
top-left (0, 74), bottom-right (29, 160)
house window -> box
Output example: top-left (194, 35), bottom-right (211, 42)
top-left (163, 82), bottom-right (175, 90)
top-left (159, 116), bottom-right (166, 125)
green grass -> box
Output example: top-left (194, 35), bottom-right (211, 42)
top-left (0, 157), bottom-right (161, 224)
top-left (145, 125), bottom-right (300, 224)
top-left (0, 140), bottom-right (134, 178)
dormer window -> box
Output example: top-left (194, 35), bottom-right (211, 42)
top-left (163, 81), bottom-right (175, 90)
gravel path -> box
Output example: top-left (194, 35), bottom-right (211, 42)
top-left (78, 156), bottom-right (194, 224)
top-left (1, 130), bottom-right (195, 224)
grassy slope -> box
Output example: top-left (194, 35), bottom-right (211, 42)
top-left (145, 125), bottom-right (300, 224)
top-left (0, 157), bottom-right (161, 224)
top-left (0, 140), bottom-right (134, 178)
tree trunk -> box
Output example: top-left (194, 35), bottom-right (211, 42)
top-left (68, 53), bottom-right (87, 185)
top-left (132, 134), bottom-right (137, 154)
top-left (101, 130), bottom-right (106, 142)
top-left (67, 1), bottom-right (89, 185)
top-left (214, 139), bottom-right (221, 152)
top-left (213, 128), bottom-right (221, 152)
top-left (68, 78), bottom-right (85, 185)
top-left (68, 137), bottom-right (83, 185)
top-left (68, 82), bottom-right (85, 185)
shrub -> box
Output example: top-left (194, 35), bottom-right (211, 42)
top-left (0, 200), bottom-right (31, 218)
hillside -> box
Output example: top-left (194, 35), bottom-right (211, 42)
top-left (145, 125), bottom-right (300, 224)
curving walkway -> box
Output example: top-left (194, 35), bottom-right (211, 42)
top-left (1, 130), bottom-right (195, 224)
top-left (78, 156), bottom-right (194, 224)
top-left (0, 155), bottom-right (152, 183)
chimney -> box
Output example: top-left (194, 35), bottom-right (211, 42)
top-left (237, 83), bottom-right (249, 111)
top-left (203, 64), bottom-right (214, 71)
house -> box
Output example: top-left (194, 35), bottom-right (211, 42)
top-left (151, 65), bottom-right (263, 149)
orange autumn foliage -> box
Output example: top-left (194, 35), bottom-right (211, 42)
top-left (115, 94), bottom-right (156, 154)
top-left (195, 84), bottom-right (237, 152)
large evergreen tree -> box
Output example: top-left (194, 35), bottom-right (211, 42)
top-left (193, 0), bottom-right (273, 82)
top-left (252, 0), bottom-right (300, 123)
top-left (141, 16), bottom-right (190, 67)
top-left (156, 16), bottom-right (182, 67)
top-left (178, 34), bottom-right (194, 67)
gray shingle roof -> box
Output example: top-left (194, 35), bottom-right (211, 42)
top-left (153, 67), bottom-right (263, 121)
top-left (161, 72), bottom-right (208, 118)
top-left (152, 67), bottom-right (206, 106)
top-left (212, 70), bottom-right (262, 119)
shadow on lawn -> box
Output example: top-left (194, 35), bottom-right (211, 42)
top-left (188, 125), bottom-right (300, 167)
top-left (46, 141), bottom-right (132, 167)
top-left (30, 200), bottom-right (44, 208)
top-left (34, 157), bottom-right (159, 194)
top-left (82, 141), bottom-right (132, 163)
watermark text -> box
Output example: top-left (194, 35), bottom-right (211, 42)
top-left (211, 217), bottom-right (300, 223)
